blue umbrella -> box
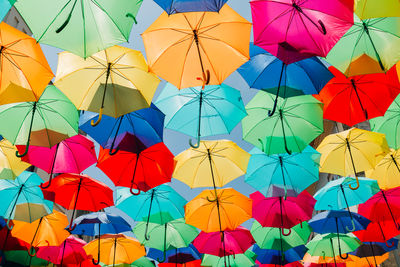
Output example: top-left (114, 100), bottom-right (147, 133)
top-left (79, 104), bottom-right (164, 154)
top-left (155, 83), bottom-right (246, 148)
top-left (253, 244), bottom-right (307, 265)
top-left (147, 244), bottom-right (201, 264)
top-left (154, 0), bottom-right (228, 14)
top-left (309, 210), bottom-right (370, 234)
top-left (245, 146), bottom-right (320, 198)
top-left (237, 43), bottom-right (333, 116)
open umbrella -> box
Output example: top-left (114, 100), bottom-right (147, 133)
top-left (154, 0), bottom-right (228, 14)
top-left (201, 251), bottom-right (256, 267)
top-left (154, 83), bottom-right (246, 147)
top-left (3, 250), bottom-right (48, 266)
top-left (353, 220), bottom-right (400, 247)
top-left (0, 0), bottom-right (15, 21)
top-left (365, 149), bottom-right (400, 189)
top-left (15, 0), bottom-right (143, 58)
top-left (347, 253), bottom-right (389, 267)
top-left (0, 139), bottom-right (30, 180)
top-left (253, 244), bottom-right (307, 266)
top-left (0, 84), bottom-right (79, 157)
top-left (355, 0), bottom-right (400, 19)
top-left (251, 0), bottom-right (354, 64)
top-left (350, 241), bottom-right (397, 267)
top-left (142, 4), bottom-right (251, 89)
top-left (148, 244), bottom-right (201, 264)
top-left (242, 91), bottom-right (323, 155)
top-left (309, 211), bottom-right (370, 234)
top-left (55, 46), bottom-right (160, 125)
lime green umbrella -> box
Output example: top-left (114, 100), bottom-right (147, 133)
top-left (370, 94), bottom-right (400, 149)
top-left (326, 15), bottom-right (400, 77)
top-left (201, 250), bottom-right (256, 267)
top-left (4, 250), bottom-right (49, 266)
top-left (15, 0), bottom-right (143, 58)
top-left (242, 91), bottom-right (323, 155)
top-left (0, 85), bottom-right (79, 157)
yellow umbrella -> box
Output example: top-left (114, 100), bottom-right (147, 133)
top-left (54, 45), bottom-right (160, 126)
top-left (185, 188), bottom-right (252, 233)
top-left (173, 140), bottom-right (250, 189)
top-left (142, 5), bottom-right (251, 89)
top-left (84, 234), bottom-right (146, 266)
top-left (317, 128), bottom-right (389, 190)
top-left (0, 139), bottom-right (30, 179)
top-left (365, 148), bottom-right (400, 189)
top-left (355, 0), bottom-right (400, 19)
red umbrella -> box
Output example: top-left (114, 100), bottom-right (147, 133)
top-left (0, 227), bottom-right (30, 251)
top-left (318, 66), bottom-right (400, 126)
top-left (41, 174), bottom-right (114, 230)
top-left (97, 142), bottom-right (175, 195)
top-left (250, 191), bottom-right (315, 235)
top-left (353, 220), bottom-right (400, 248)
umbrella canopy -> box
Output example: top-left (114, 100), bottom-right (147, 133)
top-left (148, 244), bottom-right (201, 264)
top-left (351, 241), bottom-right (397, 259)
top-left (154, 0), bottom-right (228, 14)
top-left (55, 46), bottom-right (160, 125)
top-left (15, 0), bottom-right (143, 58)
top-left (0, 0), bottom-right (15, 21)
top-left (0, 21), bottom-right (53, 105)
top-left (326, 15), bottom-right (400, 76)
top-left (242, 91), bottom-right (323, 155)
top-left (365, 149), bottom-right (400, 189)
top-left (253, 244), bottom-right (307, 265)
top-left (155, 83), bottom-right (246, 147)
top-left (355, 0), bottom-right (400, 19)
top-left (250, 0), bottom-right (354, 64)
top-left (0, 226), bottom-right (30, 252)
top-left (3, 250), bottom-right (49, 266)
top-left (0, 139), bottom-right (30, 180)
top-left (353, 220), bottom-right (400, 244)
top-left (309, 210), bottom-right (370, 234)
top-left (318, 66), bottom-right (400, 126)
top-left (347, 253), bottom-right (389, 267)
top-left (201, 251), bottom-right (256, 267)
top-left (0, 84), bottom-right (79, 157)
top-left (317, 128), bottom-right (389, 189)
top-left (245, 146), bottom-right (320, 197)
top-left (84, 234), bottom-right (146, 266)
top-left (185, 188), bottom-right (252, 233)
top-left (142, 5), bottom-right (251, 89)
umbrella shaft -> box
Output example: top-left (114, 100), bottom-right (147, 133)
top-left (362, 22), bottom-right (384, 70)
top-left (193, 30), bottom-right (206, 79)
top-left (350, 79), bottom-right (367, 119)
top-left (345, 139), bottom-right (358, 177)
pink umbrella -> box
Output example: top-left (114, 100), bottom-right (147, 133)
top-left (16, 134), bottom-right (97, 188)
top-left (36, 235), bottom-right (87, 266)
top-left (192, 226), bottom-right (255, 257)
top-left (251, 191), bottom-right (315, 235)
top-left (250, 0), bottom-right (354, 64)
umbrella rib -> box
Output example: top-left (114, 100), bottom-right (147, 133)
top-left (77, 68), bottom-right (107, 108)
top-left (38, 103), bottom-right (77, 133)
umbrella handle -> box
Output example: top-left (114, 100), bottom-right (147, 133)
top-left (15, 144), bottom-right (29, 158)
top-left (348, 176), bottom-right (360, 190)
top-left (92, 258), bottom-right (100, 265)
top-left (189, 135), bottom-right (200, 148)
top-left (268, 93), bottom-right (279, 117)
top-left (385, 239), bottom-right (395, 248)
top-left (344, 219), bottom-right (355, 232)
top-left (109, 146), bottom-right (120, 155)
top-left (281, 227), bottom-right (291, 236)
top-left (157, 250), bottom-right (166, 263)
top-left (318, 20), bottom-right (327, 35)
top-left (298, 220), bottom-right (303, 228)
top-left (91, 108), bottom-right (103, 127)
top-left (126, 13), bottom-right (138, 24)
top-left (40, 176), bottom-right (53, 189)
top-left (27, 246), bottom-right (36, 257)
top-left (130, 182), bottom-right (141, 195)
top-left (68, 223), bottom-right (77, 231)
top-left (339, 253), bottom-right (348, 260)
top-left (6, 220), bottom-right (13, 230)
top-left (206, 196), bottom-right (218, 202)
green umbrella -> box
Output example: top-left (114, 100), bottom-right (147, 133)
top-left (4, 250), bottom-right (49, 266)
top-left (0, 85), bottom-right (79, 157)
top-left (370, 94), bottom-right (400, 149)
top-left (242, 91), bottom-right (323, 155)
top-left (15, 0), bottom-right (143, 58)
top-left (133, 217), bottom-right (198, 262)
top-left (201, 251), bottom-right (256, 267)
top-left (326, 15), bottom-right (400, 77)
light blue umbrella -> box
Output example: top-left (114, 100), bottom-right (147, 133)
top-left (0, 0), bottom-right (15, 21)
top-left (245, 146), bottom-right (320, 197)
top-left (154, 83), bottom-right (246, 148)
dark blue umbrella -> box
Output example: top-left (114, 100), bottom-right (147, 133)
top-left (154, 0), bottom-right (228, 14)
top-left (350, 239), bottom-right (398, 266)
top-left (237, 43), bottom-right (333, 116)
top-left (309, 210), bottom-right (370, 234)
top-left (147, 244), bottom-right (201, 264)
top-left (253, 244), bottom-right (307, 265)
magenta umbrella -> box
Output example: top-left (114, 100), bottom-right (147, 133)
top-left (251, 191), bottom-right (315, 235)
top-left (16, 134), bottom-right (97, 188)
top-left (36, 235), bottom-right (87, 266)
top-left (250, 0), bottom-right (354, 64)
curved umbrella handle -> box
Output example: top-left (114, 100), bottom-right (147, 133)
top-left (318, 20), bottom-right (327, 35)
top-left (157, 250), bottom-right (166, 263)
top-left (268, 94), bottom-right (279, 117)
top-left (91, 108), bottom-right (103, 127)
top-left (109, 146), bottom-right (120, 156)
top-left (144, 223), bottom-right (151, 241)
top-left (6, 220), bottom-right (13, 230)
top-left (206, 196), bottom-right (218, 202)
top-left (189, 135), bottom-right (200, 148)
top-left (258, 139), bottom-right (265, 153)
top-left (40, 176), bottom-right (53, 189)
top-left (92, 258), bottom-right (100, 265)
top-left (126, 13), bottom-right (138, 24)
top-left (130, 182), bottom-right (141, 195)
top-left (16, 145), bottom-right (29, 158)
top-left (298, 220), bottom-right (303, 228)
top-left (281, 227), bottom-right (291, 236)
top-left (385, 239), bottom-right (395, 248)
top-left (348, 176), bottom-right (360, 190)
top-left (344, 219), bottom-right (355, 232)
top-left (68, 223), bottom-right (77, 231)
top-left (27, 246), bottom-right (36, 257)
top-left (339, 253), bottom-right (349, 260)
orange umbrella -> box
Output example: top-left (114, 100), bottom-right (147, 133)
top-left (346, 253), bottom-right (389, 267)
top-left (185, 188), bottom-right (252, 233)
top-left (142, 5), bottom-right (251, 89)
top-left (11, 210), bottom-right (69, 256)
top-left (0, 22), bottom-right (53, 105)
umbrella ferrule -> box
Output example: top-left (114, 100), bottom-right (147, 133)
top-left (193, 30), bottom-right (199, 43)
top-left (292, 2), bottom-right (302, 12)
top-left (0, 46), bottom-right (4, 54)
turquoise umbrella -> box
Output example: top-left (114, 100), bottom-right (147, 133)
top-left (0, 0), bottom-right (15, 21)
top-left (154, 83), bottom-right (246, 148)
top-left (245, 146), bottom-right (320, 197)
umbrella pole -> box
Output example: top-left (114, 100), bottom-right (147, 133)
top-left (41, 143), bottom-right (60, 189)
top-left (377, 221), bottom-right (395, 248)
top-left (339, 184), bottom-right (356, 231)
top-left (109, 115), bottom-right (124, 155)
top-left (221, 230), bottom-right (228, 267)
top-left (336, 218), bottom-right (348, 259)
top-left (113, 237), bottom-right (117, 267)
top-left (381, 190), bottom-right (400, 229)
top-left (6, 184), bottom-right (24, 230)
top-left (129, 153), bottom-right (141, 195)
top-left (144, 189), bottom-right (156, 240)
top-left (369, 242), bottom-right (378, 267)
top-left (68, 178), bottom-right (83, 231)
top-left (28, 217), bottom-right (43, 257)
top-left (350, 79), bottom-right (368, 119)
top-left (59, 239), bottom-right (67, 266)
top-left (361, 21), bottom-right (385, 71)
top-left (16, 102), bottom-right (37, 158)
top-left (268, 63), bottom-right (285, 117)
top-left (291, 3), bottom-right (327, 34)
top-left (2, 228), bottom-right (9, 251)
top-left (206, 149), bottom-right (219, 201)
top-left (390, 154), bottom-right (400, 174)
top-left (279, 109), bottom-right (291, 154)
top-left (157, 223), bottom-right (168, 263)
top-left (189, 90), bottom-right (203, 148)
top-left (92, 223), bottom-right (101, 265)
top-left (176, 248), bottom-right (178, 267)
top-left (279, 197), bottom-right (291, 236)
top-left (91, 63), bottom-right (112, 126)
top-left (329, 238), bottom-right (337, 267)
top-left (345, 139), bottom-right (359, 190)
top-left (278, 156), bottom-right (288, 199)
top-left (279, 223), bottom-right (285, 264)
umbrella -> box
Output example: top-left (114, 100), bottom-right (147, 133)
top-left (326, 15), bottom-right (400, 76)
top-left (3, 250), bottom-right (48, 266)
top-left (251, 191), bottom-right (315, 234)
top-left (154, 0), bottom-right (228, 14)
top-left (253, 244), bottom-right (307, 265)
top-left (309, 210), bottom-right (370, 234)
top-left (316, 128), bottom-right (389, 190)
top-left (142, 5), bottom-right (251, 89)
top-left (318, 66), bottom-right (400, 126)
top-left (41, 173), bottom-right (114, 230)
top-left (79, 104), bottom-right (164, 153)
top-left (148, 244), bottom-right (201, 264)
top-left (17, 134), bottom-right (97, 188)
top-left (347, 253), bottom-right (389, 267)
top-left (245, 146), bottom-right (320, 197)
top-left (0, 0), bottom-right (15, 21)
top-left (250, 0), bottom-right (354, 64)
top-left (365, 149), bottom-right (400, 189)
top-left (0, 84), bottom-right (79, 157)
top-left (201, 251), bottom-right (256, 267)
top-left (15, 0), bottom-right (143, 58)
top-left (0, 139), bottom-right (30, 180)
top-left (154, 83), bottom-right (246, 147)
top-left (134, 218), bottom-right (198, 262)
top-left (0, 226), bottom-right (30, 252)
top-left (237, 43), bottom-right (333, 115)
top-left (355, 0), bottom-right (400, 19)
top-left (55, 46), bottom-right (160, 125)
top-left (11, 210), bottom-right (70, 256)
top-left (350, 241), bottom-right (397, 266)
top-left (185, 188), bottom-right (252, 233)
top-left (84, 234), bottom-right (146, 266)
top-left (159, 260), bottom-right (201, 267)
top-left (242, 91), bottom-right (323, 155)
top-left (97, 142), bottom-right (175, 194)
top-left (173, 140), bottom-right (250, 191)
top-left (0, 21), bottom-right (53, 105)
top-left (370, 94), bottom-right (400, 149)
